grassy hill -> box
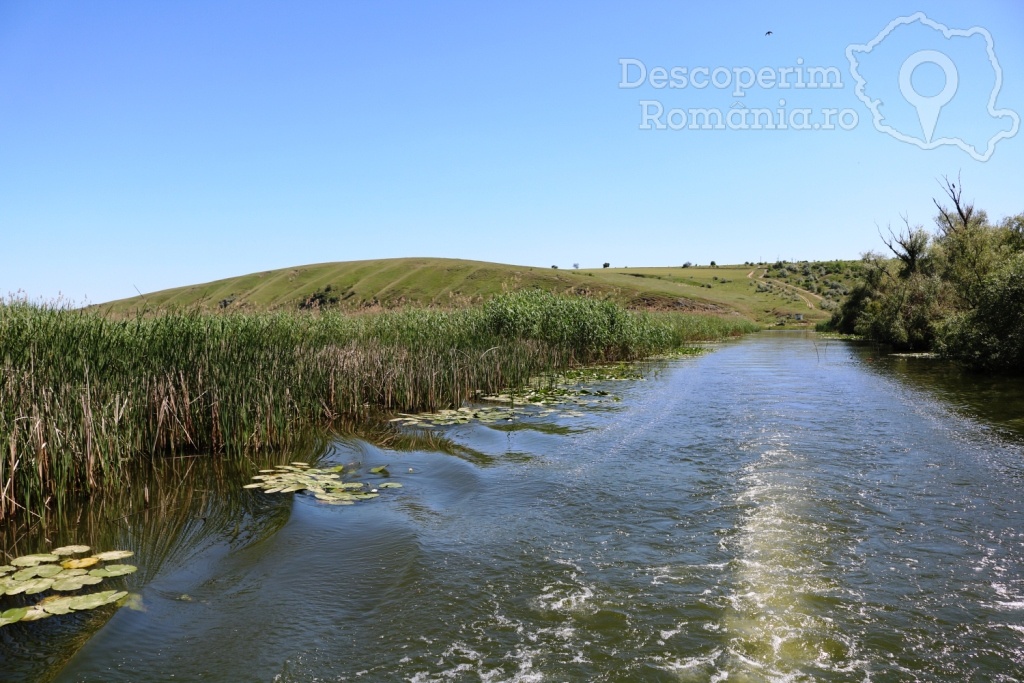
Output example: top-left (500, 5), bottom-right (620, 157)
top-left (94, 257), bottom-right (864, 327)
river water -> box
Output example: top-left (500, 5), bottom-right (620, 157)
top-left (3, 332), bottom-right (1024, 681)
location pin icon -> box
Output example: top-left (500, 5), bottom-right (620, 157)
top-left (898, 50), bottom-right (958, 143)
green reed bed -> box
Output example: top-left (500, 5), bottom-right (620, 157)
top-left (0, 291), bottom-right (756, 519)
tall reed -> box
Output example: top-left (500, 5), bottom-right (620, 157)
top-left (0, 291), bottom-right (756, 519)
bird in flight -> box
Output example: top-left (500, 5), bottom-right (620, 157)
top-left (765, 30), bottom-right (773, 36)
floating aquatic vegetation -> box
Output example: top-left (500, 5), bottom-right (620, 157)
top-left (93, 550), bottom-right (133, 562)
top-left (245, 463), bottom-right (400, 506)
top-left (10, 554), bottom-right (59, 567)
top-left (0, 548), bottom-right (135, 626)
top-left (62, 557), bottom-right (99, 570)
top-left (388, 364), bottom-right (634, 429)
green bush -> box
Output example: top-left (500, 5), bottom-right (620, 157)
top-left (937, 254), bottom-right (1024, 372)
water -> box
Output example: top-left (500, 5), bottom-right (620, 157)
top-left (3, 332), bottom-right (1024, 681)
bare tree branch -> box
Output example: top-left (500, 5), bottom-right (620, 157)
top-left (933, 172), bottom-right (974, 236)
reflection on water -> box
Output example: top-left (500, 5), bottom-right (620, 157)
top-left (852, 342), bottom-right (1024, 441)
top-left (3, 334), bottom-right (1024, 682)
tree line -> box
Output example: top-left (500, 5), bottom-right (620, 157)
top-left (824, 176), bottom-right (1024, 373)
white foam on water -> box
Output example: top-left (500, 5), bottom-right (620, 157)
top-left (990, 582), bottom-right (1024, 609)
top-left (408, 641), bottom-right (543, 683)
top-left (716, 447), bottom-right (862, 681)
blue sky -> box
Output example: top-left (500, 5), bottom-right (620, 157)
top-left (1, 1), bottom-right (1021, 304)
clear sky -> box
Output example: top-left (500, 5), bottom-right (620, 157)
top-left (1, 1), bottom-right (1021, 304)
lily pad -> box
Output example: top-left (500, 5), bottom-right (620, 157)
top-left (18, 606), bottom-right (50, 622)
top-left (378, 482), bottom-right (403, 489)
top-left (62, 557), bottom-right (99, 569)
top-left (39, 595), bottom-right (76, 615)
top-left (10, 554), bottom-right (59, 567)
top-left (23, 578), bottom-right (55, 594)
top-left (369, 466), bottom-right (390, 477)
top-left (97, 564), bottom-right (136, 578)
top-left (13, 564), bottom-right (62, 581)
top-left (0, 607), bottom-right (27, 626)
top-left (56, 568), bottom-right (88, 578)
top-left (52, 545), bottom-right (91, 556)
top-left (67, 590), bottom-right (128, 611)
top-left (52, 575), bottom-right (103, 591)
top-left (0, 565), bottom-right (15, 576)
top-left (248, 464), bottom-right (402, 506)
top-left (35, 564), bottom-right (63, 578)
top-left (93, 550), bottom-right (133, 562)
top-left (12, 567), bottom-right (41, 581)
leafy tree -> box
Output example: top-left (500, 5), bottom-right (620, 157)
top-left (603, 263), bottom-right (610, 268)
top-left (938, 253), bottom-right (1024, 372)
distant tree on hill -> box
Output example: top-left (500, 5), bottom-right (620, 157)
top-left (551, 265), bottom-right (558, 269)
top-left (573, 263), bottom-right (579, 269)
top-left (603, 263), bottom-right (610, 268)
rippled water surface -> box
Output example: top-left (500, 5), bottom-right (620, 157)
top-left (5, 332), bottom-right (1024, 682)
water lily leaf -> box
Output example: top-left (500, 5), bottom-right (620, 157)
top-left (369, 466), bottom-right (390, 476)
top-left (23, 577), bottom-right (54, 594)
top-left (378, 482), bottom-right (403, 489)
top-left (290, 461), bottom-right (309, 467)
top-left (93, 550), bottom-right (133, 562)
top-left (34, 564), bottom-right (63, 578)
top-left (13, 567), bottom-right (42, 581)
top-left (14, 564), bottom-right (62, 580)
top-left (10, 554), bottom-right (59, 567)
top-left (68, 590), bottom-right (128, 611)
top-left (40, 596), bottom-right (76, 615)
top-left (101, 564), bottom-right (136, 577)
top-left (0, 607), bottom-right (28, 627)
top-left (52, 575), bottom-right (104, 591)
top-left (56, 568), bottom-right (88, 578)
top-left (242, 483), bottom-right (264, 489)
top-left (0, 565), bottom-right (13, 576)
top-left (62, 557), bottom-right (99, 569)
top-left (18, 606), bottom-right (50, 622)
top-left (52, 545), bottom-right (91, 556)
top-left (280, 484), bottom-right (306, 493)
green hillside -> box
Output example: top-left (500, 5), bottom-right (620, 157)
top-left (95, 257), bottom-right (864, 327)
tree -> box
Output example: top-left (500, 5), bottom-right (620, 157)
top-left (710, 261), bottom-right (717, 267)
top-left (603, 263), bottom-right (610, 268)
top-left (551, 265), bottom-right (558, 269)
top-left (573, 263), bottom-right (579, 269)
top-left (879, 215), bottom-right (931, 278)
top-left (938, 253), bottom-right (1024, 372)
top-left (932, 176), bottom-right (999, 308)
